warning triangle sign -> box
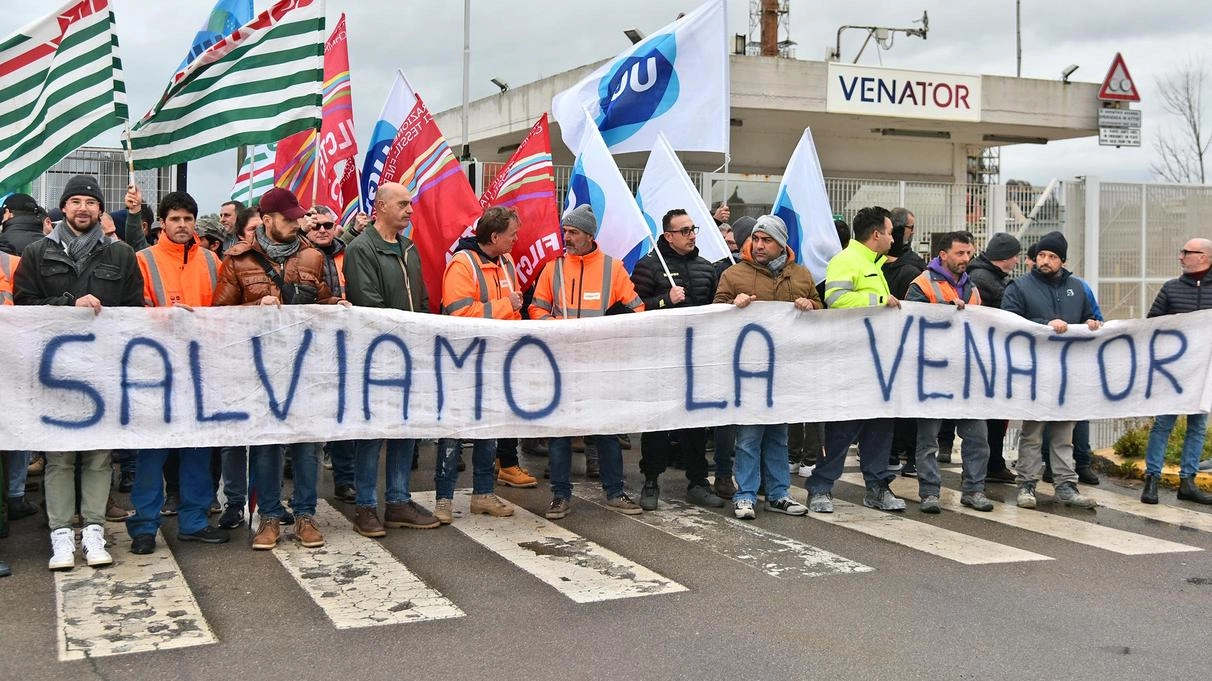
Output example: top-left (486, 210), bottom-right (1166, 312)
top-left (1098, 53), bottom-right (1140, 102)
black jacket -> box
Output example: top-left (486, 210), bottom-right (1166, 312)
top-left (882, 255), bottom-right (924, 299)
top-left (0, 214), bottom-right (45, 256)
top-left (631, 237), bottom-right (718, 309)
top-left (967, 254), bottom-right (1011, 309)
top-left (1002, 267), bottom-right (1094, 325)
top-left (1148, 270), bottom-right (1212, 317)
top-left (13, 230), bottom-right (144, 307)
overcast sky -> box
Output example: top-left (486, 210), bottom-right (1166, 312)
top-left (9, 0), bottom-right (1207, 213)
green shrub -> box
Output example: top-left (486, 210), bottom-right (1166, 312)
top-left (1113, 417), bottom-right (1212, 467)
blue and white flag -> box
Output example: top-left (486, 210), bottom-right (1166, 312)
top-left (565, 112), bottom-right (652, 265)
top-left (359, 70), bottom-right (418, 211)
top-left (175, 0), bottom-right (253, 75)
top-left (772, 128), bottom-right (843, 283)
top-left (636, 132), bottom-right (732, 265)
top-left (551, 0), bottom-right (728, 155)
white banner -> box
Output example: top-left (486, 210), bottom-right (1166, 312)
top-left (2, 303), bottom-right (1210, 451)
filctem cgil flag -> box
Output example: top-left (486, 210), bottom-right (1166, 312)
top-left (126, 0), bottom-right (325, 170)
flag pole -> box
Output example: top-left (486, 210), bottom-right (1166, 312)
top-left (246, 145), bottom-right (255, 204)
top-left (646, 232), bottom-right (677, 289)
top-left (310, 131), bottom-right (321, 207)
top-left (352, 160), bottom-right (367, 214)
top-left (122, 126), bottom-right (136, 184)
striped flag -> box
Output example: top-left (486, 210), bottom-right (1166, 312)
top-left (127, 0), bottom-right (324, 169)
top-left (0, 0), bottom-right (129, 189)
top-left (230, 143), bottom-right (275, 205)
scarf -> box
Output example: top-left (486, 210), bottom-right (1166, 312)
top-left (766, 251), bottom-right (788, 275)
top-left (49, 219), bottom-right (103, 271)
top-left (255, 225), bottom-right (302, 263)
top-left (317, 240), bottom-right (344, 298)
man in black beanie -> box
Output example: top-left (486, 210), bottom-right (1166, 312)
top-left (0, 193), bottom-right (48, 256)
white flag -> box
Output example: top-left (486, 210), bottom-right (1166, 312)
top-left (636, 133), bottom-right (732, 264)
top-left (565, 112), bottom-right (651, 263)
top-left (551, 0), bottom-right (728, 155)
top-left (773, 128), bottom-right (843, 283)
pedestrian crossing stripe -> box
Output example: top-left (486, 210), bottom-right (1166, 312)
top-left (413, 490), bottom-right (687, 603)
top-left (1034, 480), bottom-right (1212, 534)
top-left (571, 486), bottom-right (874, 578)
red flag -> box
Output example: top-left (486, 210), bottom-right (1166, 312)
top-left (273, 128), bottom-right (315, 205)
top-left (338, 159), bottom-right (361, 225)
top-left (380, 93), bottom-right (481, 312)
top-left (479, 114), bottom-right (561, 290)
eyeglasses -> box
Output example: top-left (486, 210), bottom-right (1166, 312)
top-left (664, 226), bottom-right (698, 237)
top-left (1180, 249), bottom-right (1208, 257)
top-left (313, 222), bottom-right (336, 230)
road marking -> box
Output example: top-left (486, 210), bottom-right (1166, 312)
top-left (413, 490), bottom-right (685, 603)
top-left (787, 487), bottom-right (1051, 565)
top-left (268, 500), bottom-right (464, 629)
top-left (572, 487), bottom-right (872, 579)
top-left (1036, 481), bottom-right (1212, 534)
top-left (55, 526), bottom-right (217, 661)
top-left (856, 474), bottom-right (1203, 556)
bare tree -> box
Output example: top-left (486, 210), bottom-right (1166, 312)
top-left (1151, 61), bottom-right (1211, 184)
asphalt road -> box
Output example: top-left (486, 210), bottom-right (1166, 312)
top-left (3, 443), bottom-right (1211, 681)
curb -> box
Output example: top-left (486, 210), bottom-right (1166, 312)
top-left (1091, 448), bottom-right (1212, 492)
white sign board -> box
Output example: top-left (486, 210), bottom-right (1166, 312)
top-left (1099, 126), bottom-right (1141, 147)
top-left (1098, 108), bottom-right (1142, 128)
top-left (826, 63), bottom-right (981, 122)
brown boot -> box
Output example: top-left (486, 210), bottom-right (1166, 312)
top-left (470, 493), bottom-right (513, 517)
top-left (105, 496), bottom-right (131, 522)
top-left (352, 506), bottom-right (387, 538)
top-left (251, 517), bottom-right (281, 550)
top-left (384, 501), bottom-right (440, 529)
top-left (294, 515), bottom-right (325, 548)
top-left (713, 476), bottom-right (736, 500)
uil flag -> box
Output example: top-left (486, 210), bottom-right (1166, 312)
top-left (551, 0), bottom-right (727, 155)
top-left (565, 111), bottom-right (651, 265)
top-left (773, 128), bottom-right (842, 283)
top-left (230, 143), bottom-right (275, 205)
top-left (636, 132), bottom-right (732, 265)
top-left (479, 114), bottom-right (561, 289)
top-left (379, 87), bottom-right (481, 312)
top-left (175, 0), bottom-right (253, 75)
top-left (359, 71), bottom-right (416, 212)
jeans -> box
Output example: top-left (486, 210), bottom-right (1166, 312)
top-left (435, 439), bottom-right (496, 498)
top-left (807, 418), bottom-right (895, 494)
top-left (549, 435), bottom-right (624, 500)
top-left (713, 425), bottom-right (736, 479)
top-left (127, 448), bottom-right (212, 536)
top-left (251, 443), bottom-right (318, 518)
top-left (733, 424), bottom-right (790, 504)
top-left (1146, 413), bottom-right (1208, 478)
top-left (45, 451), bottom-right (111, 530)
top-left (1017, 421), bottom-right (1077, 486)
top-left (220, 445), bottom-right (248, 507)
top-left (915, 419), bottom-right (989, 496)
top-left (5, 451), bottom-right (30, 499)
top-left (640, 428), bottom-right (709, 486)
top-left (329, 439), bottom-right (356, 488)
top-left (354, 439), bottom-right (417, 507)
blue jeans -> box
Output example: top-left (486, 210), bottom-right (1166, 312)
top-left (354, 439), bottom-right (417, 507)
top-left (807, 418), bottom-right (895, 494)
top-left (5, 451), bottom-right (30, 499)
top-left (435, 439), bottom-right (496, 498)
top-left (220, 445), bottom-right (247, 507)
top-left (713, 425), bottom-right (735, 478)
top-left (549, 435), bottom-right (624, 500)
top-left (251, 443), bottom-right (318, 518)
top-left (1146, 413), bottom-right (1208, 478)
top-left (329, 439), bottom-right (356, 488)
top-left (733, 424), bottom-right (791, 504)
top-left (127, 448), bottom-right (212, 536)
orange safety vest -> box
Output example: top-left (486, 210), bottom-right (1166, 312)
top-left (528, 247), bottom-right (644, 319)
top-left (137, 238), bottom-right (221, 308)
top-left (0, 252), bottom-right (17, 305)
top-left (441, 248), bottom-right (521, 319)
top-left (909, 269), bottom-right (982, 306)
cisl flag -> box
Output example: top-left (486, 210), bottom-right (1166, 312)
top-left (479, 115), bottom-right (561, 289)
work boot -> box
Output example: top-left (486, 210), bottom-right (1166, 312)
top-left (545, 497), bottom-right (571, 519)
top-left (106, 496), bottom-right (131, 522)
top-left (863, 482), bottom-right (906, 511)
top-left (353, 506), bottom-right (387, 538)
top-left (294, 515), bottom-right (325, 548)
top-left (333, 484), bottom-right (357, 504)
top-left (1017, 482), bottom-right (1037, 509)
top-left (1140, 474), bottom-right (1160, 505)
top-left (27, 454), bottom-right (45, 476)
top-left (808, 492), bottom-right (834, 513)
top-left (1054, 482), bottom-right (1097, 509)
top-left (470, 493), bottom-right (513, 517)
top-left (384, 501), bottom-right (440, 529)
top-left (1177, 477), bottom-right (1212, 505)
top-left (936, 444), bottom-right (953, 464)
top-left (497, 465), bottom-right (538, 488)
top-left (639, 479), bottom-right (660, 511)
top-left (251, 517), bottom-right (281, 550)
top-left (130, 533), bottom-right (156, 555)
top-left (713, 476), bottom-right (736, 500)
top-left (919, 495), bottom-right (941, 514)
top-left (605, 494), bottom-right (643, 515)
top-left (961, 491), bottom-right (995, 511)
top-left (433, 498), bottom-right (454, 524)
top-left (1076, 465), bottom-right (1100, 485)
top-left (686, 484), bottom-right (725, 508)
top-left (985, 468), bottom-right (1016, 484)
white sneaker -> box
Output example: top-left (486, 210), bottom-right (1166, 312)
top-left (798, 464), bottom-right (815, 478)
top-left (788, 462), bottom-right (798, 474)
top-left (733, 499), bottom-right (756, 520)
top-left (48, 528), bottom-right (76, 571)
top-left (81, 524), bottom-right (113, 567)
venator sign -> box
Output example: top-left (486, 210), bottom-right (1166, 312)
top-left (827, 63), bottom-right (981, 122)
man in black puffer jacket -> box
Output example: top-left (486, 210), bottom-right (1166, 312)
top-left (0, 193), bottom-right (48, 256)
top-left (630, 208), bottom-right (724, 511)
top-left (967, 232), bottom-right (1021, 310)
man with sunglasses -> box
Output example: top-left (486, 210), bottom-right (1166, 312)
top-left (631, 209), bottom-right (725, 511)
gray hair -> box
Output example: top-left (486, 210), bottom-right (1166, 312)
top-left (313, 205), bottom-right (336, 218)
top-left (890, 207), bottom-right (914, 230)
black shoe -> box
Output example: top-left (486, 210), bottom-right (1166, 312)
top-left (1178, 477), bottom-right (1212, 505)
top-left (283, 461), bottom-right (293, 480)
top-left (1042, 470), bottom-right (1054, 484)
top-left (1076, 466), bottom-right (1100, 485)
top-left (457, 456), bottom-right (466, 472)
top-left (218, 504), bottom-right (245, 529)
top-left (118, 471), bottom-right (135, 493)
top-left (0, 561), bottom-right (10, 578)
top-left (130, 534), bottom-right (157, 555)
top-left (334, 484), bottom-right (357, 504)
top-left (901, 461), bottom-right (917, 478)
top-left (160, 495), bottom-right (180, 516)
top-left (178, 526), bottom-right (230, 544)
top-left (280, 509), bottom-right (295, 525)
top-left (7, 497), bottom-right (36, 520)
top-left (1140, 474), bottom-right (1159, 505)
top-left (985, 468), bottom-right (1017, 484)
top-left (639, 479), bottom-right (659, 511)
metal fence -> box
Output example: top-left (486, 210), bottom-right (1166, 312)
top-left (27, 147), bottom-right (176, 216)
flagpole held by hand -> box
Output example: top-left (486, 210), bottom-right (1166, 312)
top-left (646, 231), bottom-right (677, 290)
top-left (122, 126), bottom-right (136, 184)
